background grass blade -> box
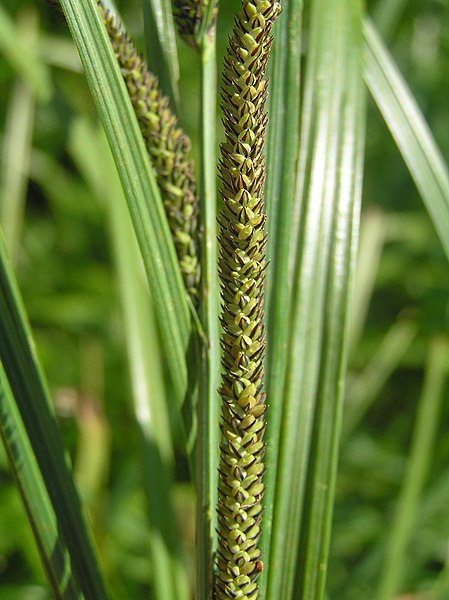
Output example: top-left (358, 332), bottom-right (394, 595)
top-left (0, 231), bottom-right (108, 599)
top-left (375, 335), bottom-right (449, 600)
top-left (0, 9), bottom-right (40, 262)
top-left (364, 18), bottom-right (449, 262)
top-left (349, 207), bottom-right (386, 353)
top-left (0, 367), bottom-right (82, 600)
top-left (0, 4), bottom-right (51, 102)
top-left (345, 318), bottom-right (417, 436)
top-left (265, 1), bottom-right (365, 598)
top-left (58, 0), bottom-right (192, 422)
top-left (0, 79), bottom-right (35, 262)
top-left (69, 118), bottom-right (189, 600)
top-left (141, 0), bottom-right (180, 106)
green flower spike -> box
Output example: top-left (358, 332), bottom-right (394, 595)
top-left (216, 1), bottom-right (281, 598)
top-left (172, 0), bottom-right (218, 48)
top-left (99, 3), bottom-right (201, 304)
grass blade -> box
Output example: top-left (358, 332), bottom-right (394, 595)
top-left (0, 9), bottom-right (39, 261)
top-left (69, 118), bottom-right (189, 600)
top-left (260, 0), bottom-right (303, 594)
top-left (293, 3), bottom-right (365, 596)
top-left (0, 368), bottom-right (82, 600)
top-left (58, 0), bottom-right (192, 422)
top-left (345, 318), bottom-right (417, 436)
top-left (266, 0), bottom-right (365, 598)
top-left (364, 18), bottom-right (449, 263)
top-left (0, 5), bottom-right (51, 102)
top-left (375, 335), bottom-right (449, 600)
top-left (141, 0), bottom-right (180, 105)
top-left (0, 232), bottom-right (108, 599)
top-left (0, 79), bottom-right (35, 261)
top-left (109, 195), bottom-right (189, 600)
top-left (349, 207), bottom-right (387, 353)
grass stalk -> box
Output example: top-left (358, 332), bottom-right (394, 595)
top-left (375, 335), bottom-right (449, 600)
top-left (195, 30), bottom-right (220, 600)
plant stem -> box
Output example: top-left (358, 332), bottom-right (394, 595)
top-left (196, 32), bottom-right (220, 600)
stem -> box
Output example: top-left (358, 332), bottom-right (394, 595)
top-left (196, 33), bottom-right (219, 600)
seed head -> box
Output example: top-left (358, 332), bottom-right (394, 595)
top-left (99, 2), bottom-right (201, 304)
top-left (173, 0), bottom-right (218, 48)
top-left (216, 1), bottom-right (281, 598)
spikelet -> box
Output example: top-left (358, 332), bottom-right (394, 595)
top-left (99, 3), bottom-right (201, 304)
top-left (172, 0), bottom-right (218, 48)
top-left (216, 1), bottom-right (281, 598)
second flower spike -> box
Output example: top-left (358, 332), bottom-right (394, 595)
top-left (99, 2), bottom-right (201, 305)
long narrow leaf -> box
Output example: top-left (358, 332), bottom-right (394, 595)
top-left (0, 9), bottom-right (40, 262)
top-left (0, 78), bottom-right (35, 261)
top-left (266, 1), bottom-right (365, 598)
top-left (58, 0), bottom-right (192, 419)
top-left (364, 18), bottom-right (449, 263)
top-left (345, 318), bottom-right (417, 436)
top-left (294, 3), bottom-right (365, 593)
top-left (69, 118), bottom-right (189, 600)
top-left (0, 368), bottom-right (82, 600)
top-left (0, 5), bottom-right (51, 102)
top-left (261, 0), bottom-right (303, 594)
top-left (141, 0), bottom-right (180, 106)
top-left (0, 231), bottom-right (108, 599)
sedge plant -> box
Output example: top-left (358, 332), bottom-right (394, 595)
top-left (1, 0), bottom-right (449, 599)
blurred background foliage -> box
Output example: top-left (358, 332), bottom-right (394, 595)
top-left (0, 0), bottom-right (449, 598)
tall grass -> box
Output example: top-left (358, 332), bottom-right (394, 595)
top-left (1, 0), bottom-right (449, 599)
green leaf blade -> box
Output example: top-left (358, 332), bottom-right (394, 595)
top-left (364, 18), bottom-right (449, 262)
top-left (0, 368), bottom-right (82, 600)
top-left (0, 232), bottom-right (108, 600)
top-left (58, 0), bottom-right (191, 415)
top-left (141, 0), bottom-right (180, 106)
top-left (265, 1), bottom-right (366, 598)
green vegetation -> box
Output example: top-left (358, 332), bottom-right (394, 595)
top-left (0, 0), bottom-right (449, 599)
